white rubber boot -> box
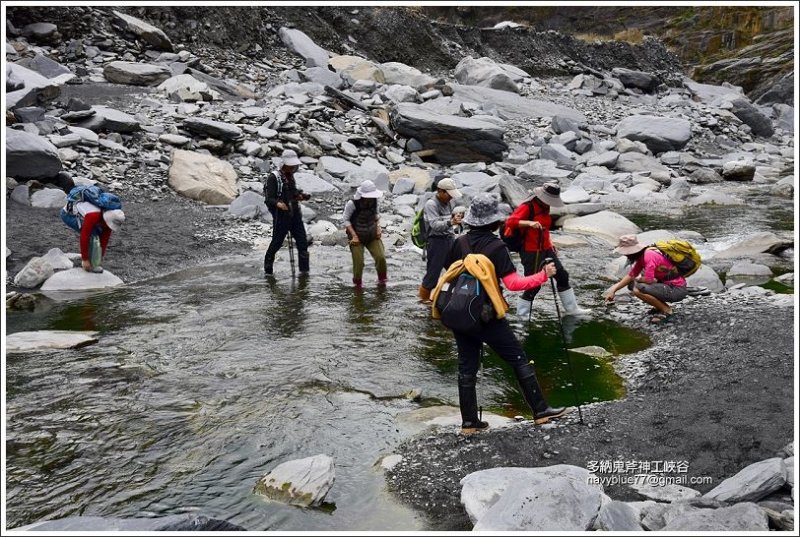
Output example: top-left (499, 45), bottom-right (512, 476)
top-left (517, 296), bottom-right (532, 318)
top-left (558, 288), bottom-right (591, 317)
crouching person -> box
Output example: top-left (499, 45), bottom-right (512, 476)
top-left (435, 193), bottom-right (569, 433)
top-left (60, 185), bottom-right (125, 273)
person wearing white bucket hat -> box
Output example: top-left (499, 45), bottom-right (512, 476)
top-left (504, 181), bottom-right (590, 319)
top-left (263, 149), bottom-right (311, 275)
top-left (59, 185), bottom-right (125, 274)
top-left (418, 177), bottom-right (464, 302)
top-left (343, 180), bottom-right (387, 288)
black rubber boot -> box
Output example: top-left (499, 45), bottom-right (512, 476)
top-left (458, 374), bottom-right (489, 434)
top-left (264, 253), bottom-right (275, 275)
top-left (515, 362), bottom-right (568, 424)
top-left (298, 251), bottom-right (310, 274)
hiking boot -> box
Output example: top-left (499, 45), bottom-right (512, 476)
top-left (298, 251), bottom-right (310, 273)
top-left (558, 288), bottom-right (591, 318)
top-left (458, 374), bottom-right (488, 433)
top-left (377, 272), bottom-right (387, 286)
top-left (353, 278), bottom-right (363, 289)
top-left (515, 362), bottom-right (569, 425)
top-left (418, 285), bottom-right (431, 303)
top-left (90, 266), bottom-right (104, 274)
top-left (461, 420), bottom-right (490, 434)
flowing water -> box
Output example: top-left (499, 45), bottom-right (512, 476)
top-left (5, 181), bottom-right (793, 530)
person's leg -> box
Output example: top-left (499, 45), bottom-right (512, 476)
top-left (366, 238), bottom-right (387, 284)
top-left (549, 251), bottom-right (590, 316)
top-left (482, 320), bottom-right (568, 424)
top-left (635, 283), bottom-right (688, 317)
top-left (421, 237), bottom-right (452, 299)
top-left (350, 242), bottom-right (365, 287)
top-left (265, 212), bottom-right (290, 274)
top-left (290, 213), bottom-right (310, 273)
top-left (453, 330), bottom-right (488, 432)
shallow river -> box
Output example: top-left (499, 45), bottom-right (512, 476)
top-left (5, 182), bottom-right (793, 530)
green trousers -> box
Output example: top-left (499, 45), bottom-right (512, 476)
top-left (350, 238), bottom-right (387, 280)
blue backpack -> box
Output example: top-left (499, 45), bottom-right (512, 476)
top-left (60, 185), bottom-right (122, 233)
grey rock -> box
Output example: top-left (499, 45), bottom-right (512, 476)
top-left (181, 117), bottom-right (243, 142)
top-left (158, 74), bottom-right (220, 102)
top-left (112, 10), bottom-right (173, 51)
top-left (13, 256), bottom-right (55, 288)
top-left (704, 457), bottom-right (786, 503)
top-left (516, 159), bottom-right (572, 182)
top-left (13, 106), bottom-right (46, 123)
top-left (594, 501), bottom-right (642, 531)
top-left (713, 231), bottom-right (793, 259)
top-left (721, 160), bottom-right (756, 181)
top-left (551, 115), bottom-right (586, 134)
top-left (6, 63), bottom-right (67, 110)
top-left (6, 330), bottom-right (98, 353)
top-left (21, 22), bottom-right (58, 42)
top-left (611, 67), bottom-right (660, 93)
top-left (227, 191), bottom-right (270, 221)
top-left (254, 454), bottom-right (335, 507)
top-left (6, 128), bottom-right (62, 180)
top-left (299, 67), bottom-right (343, 89)
top-left (10, 184), bottom-right (31, 206)
top-left (41, 248), bottom-right (74, 270)
top-left (391, 102), bottom-right (508, 164)
top-left (540, 143), bottom-right (577, 168)
top-left (279, 27), bottom-right (330, 68)
top-left (450, 85), bottom-right (585, 122)
top-left (689, 168), bottom-right (724, 184)
top-left (663, 502), bottom-right (768, 531)
top-left (454, 56), bottom-right (519, 93)
top-left (729, 98), bottom-right (774, 137)
top-left (30, 187), bottom-right (67, 208)
top-left (77, 106), bottom-right (140, 133)
top-left (616, 115), bottom-right (692, 154)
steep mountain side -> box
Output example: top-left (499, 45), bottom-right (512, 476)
top-left (422, 6), bottom-right (795, 104)
top-left (7, 6), bottom-right (686, 85)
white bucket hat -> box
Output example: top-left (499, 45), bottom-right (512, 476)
top-left (533, 182), bottom-right (564, 207)
top-left (280, 149), bottom-right (301, 167)
top-left (354, 179), bottom-right (383, 200)
top-left (103, 209), bottom-right (125, 231)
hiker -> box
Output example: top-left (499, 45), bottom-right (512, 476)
top-left (504, 182), bottom-right (589, 318)
top-left (442, 192), bottom-right (568, 432)
top-left (603, 234), bottom-right (689, 324)
top-left (451, 206), bottom-right (467, 236)
top-left (60, 186), bottom-right (125, 273)
top-left (343, 179), bottom-right (387, 288)
top-left (419, 177), bottom-right (463, 302)
top-left (263, 149), bottom-right (311, 275)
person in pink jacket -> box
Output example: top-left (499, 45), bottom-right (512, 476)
top-left (604, 234), bottom-right (688, 324)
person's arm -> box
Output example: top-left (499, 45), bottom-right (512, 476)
top-left (99, 225), bottom-right (111, 257)
top-left (343, 201), bottom-right (359, 244)
top-left (504, 203), bottom-right (528, 231)
top-left (424, 200), bottom-right (454, 235)
top-left (604, 274), bottom-right (635, 302)
top-left (501, 262), bottom-right (556, 291)
top-left (79, 212), bottom-right (103, 269)
top-left (264, 173), bottom-right (278, 211)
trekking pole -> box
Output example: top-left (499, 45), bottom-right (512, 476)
top-left (287, 232), bottom-right (296, 278)
top-left (478, 346), bottom-right (484, 422)
top-left (527, 230), bottom-right (544, 325)
top-left (543, 257), bottom-right (585, 424)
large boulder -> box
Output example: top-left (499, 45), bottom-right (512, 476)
top-left (111, 10), bottom-right (173, 51)
top-left (6, 62), bottom-right (70, 109)
top-left (560, 210), bottom-right (642, 244)
top-left (712, 231), bottom-right (793, 259)
top-left (5, 128), bottom-right (62, 179)
top-left (13, 256), bottom-right (54, 288)
top-left (703, 458), bottom-right (787, 503)
top-left (227, 191), bottom-right (270, 222)
top-left (450, 85), bottom-right (586, 122)
top-left (328, 55), bottom-right (384, 84)
top-left (279, 27), bottom-right (329, 68)
top-left (454, 56), bottom-right (519, 93)
top-left (616, 115), bottom-right (692, 154)
top-left (254, 454), bottom-right (335, 507)
top-left (728, 98), bottom-right (774, 137)
top-left (103, 61), bottom-right (171, 86)
top-left (168, 149), bottom-right (238, 204)
top-left (391, 102), bottom-right (508, 164)
top-left (294, 172), bottom-right (337, 193)
top-left (76, 106), bottom-right (140, 133)
top-left (594, 501), bottom-right (643, 531)
top-left (30, 187), bottom-right (67, 208)
top-left (611, 67), bottom-right (661, 93)
top-left (181, 117), bottom-right (242, 142)
top-left (6, 330), bottom-right (99, 353)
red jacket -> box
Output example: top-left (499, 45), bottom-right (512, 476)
top-left (504, 198), bottom-right (553, 252)
top-left (80, 211), bottom-right (112, 261)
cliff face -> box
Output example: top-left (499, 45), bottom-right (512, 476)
top-left (422, 6), bottom-right (795, 104)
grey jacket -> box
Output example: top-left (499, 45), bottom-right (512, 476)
top-left (423, 195), bottom-right (456, 239)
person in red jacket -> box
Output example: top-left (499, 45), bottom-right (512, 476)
top-left (504, 182), bottom-right (589, 318)
top-left (74, 202), bottom-right (125, 273)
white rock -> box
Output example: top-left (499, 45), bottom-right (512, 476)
top-left (40, 268), bottom-right (124, 290)
top-left (704, 457), bottom-right (786, 503)
top-left (560, 210), bottom-right (641, 245)
top-left (13, 256), bottom-right (54, 288)
top-left (30, 187), bottom-right (67, 208)
top-left (41, 248), bottom-right (74, 270)
top-left (254, 454), bottom-right (335, 507)
top-left (6, 330), bottom-right (99, 352)
top-left (168, 149), bottom-right (238, 204)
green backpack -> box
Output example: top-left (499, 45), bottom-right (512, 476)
top-left (411, 209), bottom-right (427, 249)
top-left (653, 239), bottom-right (702, 277)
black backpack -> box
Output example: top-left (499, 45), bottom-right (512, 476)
top-left (435, 237), bottom-right (505, 332)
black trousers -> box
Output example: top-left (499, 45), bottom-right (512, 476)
top-left (453, 318), bottom-right (532, 377)
top-left (266, 209), bottom-right (309, 271)
top-left (422, 236), bottom-right (454, 290)
top-left (520, 248), bottom-right (569, 301)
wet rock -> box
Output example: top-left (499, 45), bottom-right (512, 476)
top-left (704, 457), bottom-right (787, 503)
top-left (111, 10), bottom-right (173, 51)
top-left (6, 292), bottom-right (38, 311)
top-left (181, 117), bottom-right (242, 142)
top-left (5, 128), bottom-right (62, 180)
top-left (168, 149), bottom-right (238, 204)
top-left (6, 330), bottom-right (99, 353)
top-left (569, 346), bottom-right (612, 358)
top-left (254, 454), bottom-right (335, 508)
top-left (40, 268), bottom-right (124, 291)
top-left (663, 502), bottom-right (769, 531)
